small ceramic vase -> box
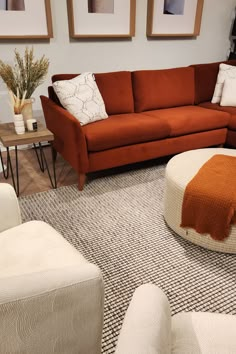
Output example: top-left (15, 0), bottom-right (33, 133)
top-left (14, 114), bottom-right (25, 135)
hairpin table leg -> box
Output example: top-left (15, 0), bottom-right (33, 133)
top-left (6, 146), bottom-right (19, 196)
top-left (33, 143), bottom-right (45, 172)
top-left (0, 146), bottom-right (19, 196)
top-left (36, 142), bottom-right (57, 189)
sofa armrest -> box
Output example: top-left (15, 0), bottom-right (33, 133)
top-left (115, 284), bottom-right (171, 354)
top-left (40, 96), bottom-right (89, 173)
top-left (0, 183), bottom-right (22, 232)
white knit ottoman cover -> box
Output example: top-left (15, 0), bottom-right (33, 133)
top-left (164, 148), bottom-right (236, 253)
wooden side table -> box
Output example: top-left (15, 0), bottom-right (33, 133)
top-left (0, 122), bottom-right (57, 196)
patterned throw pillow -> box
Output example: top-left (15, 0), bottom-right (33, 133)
top-left (212, 63), bottom-right (236, 104)
top-left (53, 72), bottom-right (108, 126)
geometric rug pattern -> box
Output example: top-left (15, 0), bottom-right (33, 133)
top-left (19, 163), bottom-right (236, 353)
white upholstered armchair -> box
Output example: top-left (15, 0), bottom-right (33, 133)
top-left (0, 183), bottom-right (104, 354)
top-left (115, 284), bottom-right (236, 354)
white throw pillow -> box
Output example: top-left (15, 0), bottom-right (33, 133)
top-left (211, 63), bottom-right (236, 104)
top-left (53, 72), bottom-right (108, 126)
top-left (220, 78), bottom-right (236, 107)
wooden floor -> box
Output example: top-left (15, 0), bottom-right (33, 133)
top-left (0, 146), bottom-right (172, 197)
top-left (0, 146), bottom-right (78, 196)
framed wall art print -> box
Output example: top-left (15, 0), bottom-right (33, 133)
top-left (0, 0), bottom-right (53, 39)
top-left (67, 0), bottom-right (136, 38)
top-left (147, 0), bottom-right (204, 37)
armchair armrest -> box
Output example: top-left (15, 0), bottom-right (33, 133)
top-left (0, 183), bottom-right (21, 232)
top-left (40, 96), bottom-right (89, 173)
top-left (0, 220), bottom-right (104, 353)
top-left (115, 284), bottom-right (171, 354)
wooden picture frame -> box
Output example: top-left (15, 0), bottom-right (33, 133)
top-left (67, 0), bottom-right (136, 38)
top-left (0, 0), bottom-right (53, 39)
top-left (147, 0), bottom-right (204, 37)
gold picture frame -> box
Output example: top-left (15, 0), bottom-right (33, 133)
top-left (147, 0), bottom-right (204, 37)
top-left (67, 0), bottom-right (136, 38)
top-left (0, 0), bottom-right (53, 39)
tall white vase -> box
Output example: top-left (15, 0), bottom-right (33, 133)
top-left (14, 114), bottom-right (25, 135)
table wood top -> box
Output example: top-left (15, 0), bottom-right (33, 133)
top-left (0, 122), bottom-right (54, 147)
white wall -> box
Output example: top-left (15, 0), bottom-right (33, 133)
top-left (0, 0), bottom-right (235, 119)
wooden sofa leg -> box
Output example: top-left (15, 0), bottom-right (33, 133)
top-left (78, 173), bottom-right (86, 191)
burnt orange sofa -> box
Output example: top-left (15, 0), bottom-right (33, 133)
top-left (40, 63), bottom-right (234, 190)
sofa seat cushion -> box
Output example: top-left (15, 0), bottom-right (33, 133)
top-left (143, 106), bottom-right (229, 137)
top-left (132, 67), bottom-right (194, 113)
top-left (172, 312), bottom-right (236, 353)
top-left (199, 101), bottom-right (236, 130)
top-left (82, 113), bottom-right (170, 152)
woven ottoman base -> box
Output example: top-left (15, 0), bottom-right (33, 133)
top-left (164, 148), bottom-right (236, 254)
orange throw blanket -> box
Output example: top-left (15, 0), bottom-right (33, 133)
top-left (181, 154), bottom-right (236, 240)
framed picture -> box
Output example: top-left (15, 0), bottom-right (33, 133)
top-left (147, 0), bottom-right (204, 37)
top-left (67, 0), bottom-right (136, 38)
top-left (0, 0), bottom-right (53, 39)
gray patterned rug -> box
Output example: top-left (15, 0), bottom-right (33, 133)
top-left (19, 162), bottom-right (236, 353)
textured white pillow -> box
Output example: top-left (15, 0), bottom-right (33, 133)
top-left (53, 72), bottom-right (108, 126)
top-left (220, 78), bottom-right (236, 107)
top-left (212, 63), bottom-right (236, 104)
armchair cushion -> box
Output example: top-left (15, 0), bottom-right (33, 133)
top-left (172, 312), bottom-right (236, 353)
top-left (0, 220), bottom-right (85, 278)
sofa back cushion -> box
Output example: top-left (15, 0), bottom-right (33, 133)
top-left (190, 60), bottom-right (236, 104)
top-left (51, 71), bottom-right (134, 115)
top-left (132, 67), bottom-right (194, 113)
top-left (48, 86), bottom-right (62, 106)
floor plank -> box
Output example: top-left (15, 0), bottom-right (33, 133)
top-left (0, 146), bottom-right (78, 196)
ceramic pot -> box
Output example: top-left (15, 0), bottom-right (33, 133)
top-left (21, 97), bottom-right (35, 125)
top-left (14, 114), bottom-right (25, 135)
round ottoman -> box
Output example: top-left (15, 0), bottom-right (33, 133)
top-left (164, 148), bottom-right (236, 253)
